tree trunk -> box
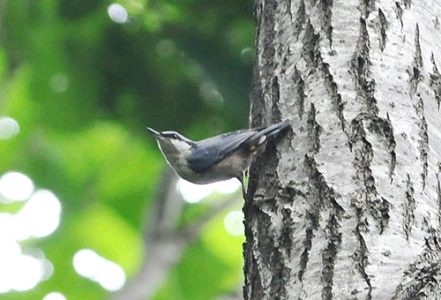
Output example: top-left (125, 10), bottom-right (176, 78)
top-left (244, 0), bottom-right (441, 299)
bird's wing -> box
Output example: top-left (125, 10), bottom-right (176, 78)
top-left (186, 130), bottom-right (256, 173)
top-left (186, 120), bottom-right (290, 173)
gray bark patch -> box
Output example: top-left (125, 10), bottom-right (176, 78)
top-left (317, 0), bottom-right (333, 47)
top-left (392, 236), bottom-right (441, 299)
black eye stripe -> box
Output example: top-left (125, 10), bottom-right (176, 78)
top-left (162, 132), bottom-right (180, 139)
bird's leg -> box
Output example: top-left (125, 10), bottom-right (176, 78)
top-left (237, 170), bottom-right (248, 199)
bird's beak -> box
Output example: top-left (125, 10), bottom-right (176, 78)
top-left (147, 127), bottom-right (162, 138)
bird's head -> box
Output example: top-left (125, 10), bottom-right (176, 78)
top-left (147, 128), bottom-right (194, 156)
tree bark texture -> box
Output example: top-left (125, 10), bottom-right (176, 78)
top-left (244, 0), bottom-right (441, 299)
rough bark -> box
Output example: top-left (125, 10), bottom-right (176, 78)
top-left (244, 0), bottom-right (441, 299)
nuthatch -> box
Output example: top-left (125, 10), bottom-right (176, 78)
top-left (148, 120), bottom-right (290, 196)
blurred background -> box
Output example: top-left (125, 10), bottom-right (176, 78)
top-left (0, 0), bottom-right (254, 299)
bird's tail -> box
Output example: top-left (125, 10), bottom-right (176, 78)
top-left (254, 120), bottom-right (291, 139)
top-left (246, 120), bottom-right (290, 149)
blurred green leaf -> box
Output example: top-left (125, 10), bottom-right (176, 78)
top-left (70, 202), bottom-right (144, 275)
top-left (0, 0), bottom-right (253, 298)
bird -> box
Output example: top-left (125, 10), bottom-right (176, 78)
top-left (148, 120), bottom-right (290, 197)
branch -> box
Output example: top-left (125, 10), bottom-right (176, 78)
top-left (110, 167), bottom-right (239, 300)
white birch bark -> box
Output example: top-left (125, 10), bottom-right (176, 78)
top-left (244, 0), bottom-right (441, 299)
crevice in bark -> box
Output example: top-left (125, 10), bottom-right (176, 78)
top-left (402, 0), bottom-right (411, 9)
top-left (321, 212), bottom-right (342, 300)
top-left (359, 0), bottom-right (375, 19)
top-left (249, 132), bottom-right (282, 202)
top-left (302, 20), bottom-right (346, 131)
top-left (271, 76), bottom-right (282, 122)
top-left (321, 62), bottom-right (346, 131)
top-left (244, 184), bottom-right (294, 300)
top-left (353, 206), bottom-right (372, 299)
top-left (298, 212), bottom-right (317, 281)
top-left (245, 132), bottom-right (287, 300)
top-left (269, 248), bottom-right (289, 299)
top-left (429, 52), bottom-right (441, 110)
top-left (317, 0), bottom-right (333, 47)
top-left (299, 155), bottom-right (344, 289)
top-left (281, 207), bottom-right (294, 255)
top-left (243, 237), bottom-right (264, 300)
top-left (394, 2), bottom-right (404, 28)
top-left (305, 155), bottom-right (344, 212)
top-left (351, 18), bottom-right (370, 79)
top-left (421, 215), bottom-right (436, 236)
top-left (386, 114), bottom-right (397, 181)
top-left (348, 114), bottom-right (392, 233)
top-left (293, 66), bottom-right (306, 119)
top-left (351, 18), bottom-right (379, 115)
top-left (377, 8), bottom-right (388, 52)
top-left (365, 114), bottom-right (396, 181)
top-left (437, 167), bottom-right (441, 226)
top-left (268, 205), bottom-right (295, 299)
top-left (246, 2), bottom-right (289, 297)
top-left (279, 186), bottom-right (307, 204)
top-left (409, 24), bottom-right (423, 96)
top-left (261, 0), bottom-right (277, 76)
top-left (250, 0), bottom-right (277, 128)
top-left (307, 103), bottom-right (322, 154)
top-left (348, 10), bottom-right (397, 191)
top-left (243, 204), bottom-right (282, 300)
top-left (415, 94), bottom-right (428, 189)
top-left (302, 20), bottom-right (321, 69)
top-left (392, 236), bottom-right (441, 300)
top-left (293, 0), bottom-right (306, 41)
top-left (347, 5), bottom-right (397, 225)
top-left (403, 174), bottom-right (416, 241)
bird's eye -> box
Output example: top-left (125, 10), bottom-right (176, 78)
top-left (173, 134), bottom-right (178, 139)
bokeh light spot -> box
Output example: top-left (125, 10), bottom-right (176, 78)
top-left (0, 172), bottom-right (34, 201)
top-left (10, 190), bottom-right (62, 240)
top-left (224, 210), bottom-right (244, 236)
top-left (40, 259), bottom-right (54, 281)
top-left (22, 248), bottom-right (54, 282)
top-left (0, 236), bottom-right (20, 293)
top-left (0, 117), bottom-right (19, 139)
top-left (10, 255), bottom-right (41, 291)
top-left (156, 39), bottom-right (177, 58)
top-left (49, 74), bottom-right (69, 93)
top-left (108, 4), bottom-right (128, 23)
top-left (213, 179), bottom-right (241, 194)
top-left (43, 292), bottom-right (67, 300)
top-left (0, 217), bottom-right (55, 293)
top-left (240, 47), bottom-right (254, 63)
top-left (73, 249), bottom-right (126, 291)
top-left (178, 178), bottom-right (240, 203)
top-left (199, 81), bottom-right (224, 109)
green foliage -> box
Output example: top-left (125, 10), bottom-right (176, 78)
top-left (0, 0), bottom-right (253, 299)
top-left (154, 210), bottom-right (244, 300)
